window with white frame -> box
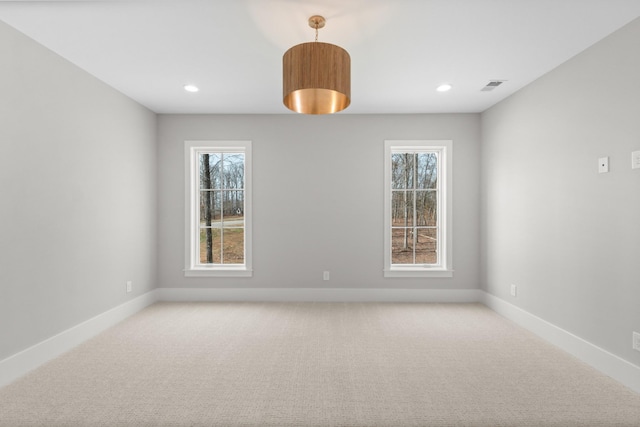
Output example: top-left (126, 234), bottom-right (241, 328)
top-left (384, 140), bottom-right (452, 277)
top-left (185, 141), bottom-right (252, 277)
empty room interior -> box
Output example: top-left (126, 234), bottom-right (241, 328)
top-left (1, 1), bottom-right (640, 426)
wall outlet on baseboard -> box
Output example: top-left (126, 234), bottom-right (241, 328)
top-left (633, 332), bottom-right (640, 352)
top-left (126, 281), bottom-right (132, 293)
top-left (510, 284), bottom-right (517, 297)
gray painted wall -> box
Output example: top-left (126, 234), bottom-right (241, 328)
top-left (0, 21), bottom-right (158, 360)
top-left (158, 114), bottom-right (481, 290)
top-left (481, 18), bottom-right (640, 365)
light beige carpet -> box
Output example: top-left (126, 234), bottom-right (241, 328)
top-left (1, 302), bottom-right (640, 426)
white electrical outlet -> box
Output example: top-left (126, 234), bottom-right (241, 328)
top-left (598, 156), bottom-right (609, 173)
top-left (323, 271), bottom-right (330, 281)
top-left (633, 332), bottom-right (640, 352)
top-left (510, 284), bottom-right (517, 297)
top-left (126, 281), bottom-right (132, 293)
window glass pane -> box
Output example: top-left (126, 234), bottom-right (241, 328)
top-left (391, 228), bottom-right (414, 264)
top-left (391, 191), bottom-right (414, 226)
top-left (222, 190), bottom-right (244, 220)
top-left (200, 228), bottom-right (221, 264)
top-left (198, 153), bottom-right (246, 265)
top-left (415, 190), bottom-right (437, 226)
top-left (416, 152), bottom-right (438, 189)
top-left (222, 227), bottom-right (244, 264)
top-left (415, 228), bottom-right (437, 264)
top-left (199, 160), bottom-right (245, 264)
top-left (200, 153), bottom-right (222, 190)
top-left (222, 153), bottom-right (245, 190)
top-left (391, 153), bottom-right (414, 189)
top-left (200, 190), bottom-right (221, 225)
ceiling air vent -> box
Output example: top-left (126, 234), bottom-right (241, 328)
top-left (481, 80), bottom-right (506, 92)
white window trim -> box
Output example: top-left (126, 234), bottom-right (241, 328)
top-left (184, 140), bottom-right (253, 277)
top-left (383, 140), bottom-right (453, 278)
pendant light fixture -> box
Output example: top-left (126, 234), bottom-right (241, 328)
top-left (283, 15), bottom-right (351, 114)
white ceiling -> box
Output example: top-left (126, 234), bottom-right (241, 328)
top-left (2, 0), bottom-right (640, 114)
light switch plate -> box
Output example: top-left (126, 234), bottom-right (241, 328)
top-left (598, 156), bottom-right (609, 173)
top-left (632, 151), bottom-right (640, 170)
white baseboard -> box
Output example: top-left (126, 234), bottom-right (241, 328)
top-left (157, 287), bottom-right (484, 303)
top-left (482, 292), bottom-right (640, 394)
top-left (0, 290), bottom-right (159, 388)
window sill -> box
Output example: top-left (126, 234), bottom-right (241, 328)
top-left (384, 268), bottom-right (453, 278)
top-left (184, 268), bottom-right (253, 278)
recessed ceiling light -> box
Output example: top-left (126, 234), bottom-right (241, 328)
top-left (436, 83), bottom-right (452, 92)
top-left (184, 84), bottom-right (199, 93)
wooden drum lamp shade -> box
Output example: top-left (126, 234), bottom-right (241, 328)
top-left (283, 16), bottom-right (351, 114)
